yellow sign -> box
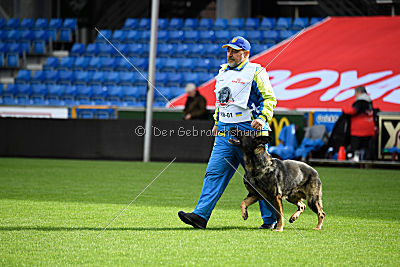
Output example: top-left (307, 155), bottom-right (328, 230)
top-left (270, 117), bottom-right (290, 145)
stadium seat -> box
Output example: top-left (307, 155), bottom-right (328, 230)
top-left (100, 57), bottom-right (116, 71)
top-left (188, 44), bottom-right (205, 58)
top-left (44, 70), bottom-right (59, 84)
top-left (122, 86), bottom-right (139, 106)
top-left (155, 57), bottom-right (167, 71)
top-left (198, 18), bottom-right (213, 30)
top-left (135, 72), bottom-right (148, 86)
top-left (170, 86), bottom-right (185, 98)
top-left (138, 18), bottom-right (151, 30)
top-left (43, 57), bottom-right (58, 70)
top-left (6, 53), bottom-right (20, 67)
top-left (168, 18), bottom-right (184, 30)
top-left (157, 43), bottom-right (174, 57)
top-left (180, 58), bottom-right (197, 72)
top-left (169, 30), bottom-right (184, 43)
top-left (194, 58), bottom-right (214, 72)
top-left (154, 86), bottom-right (171, 104)
top-left (230, 30), bottom-right (246, 39)
top-left (252, 44), bottom-right (271, 55)
top-left (61, 85), bottom-right (78, 105)
top-left (20, 18), bottom-right (34, 29)
top-left (92, 85), bottom-right (108, 104)
top-left (90, 71), bottom-right (106, 85)
top-left (115, 57), bottom-right (130, 71)
top-left (123, 18), bottom-right (139, 30)
top-left (204, 44), bottom-right (219, 58)
top-left (183, 30), bottom-right (200, 43)
top-left (229, 18), bottom-right (244, 30)
top-left (5, 42), bottom-right (23, 56)
top-left (175, 44), bottom-right (190, 57)
top-left (95, 29), bottom-right (112, 43)
top-left (72, 56), bottom-right (90, 70)
top-left (199, 30), bottom-right (215, 43)
top-left (246, 30), bottom-right (263, 44)
top-left (74, 71), bottom-right (92, 85)
top-left (76, 85), bottom-right (93, 104)
top-left (275, 17), bottom-right (291, 30)
top-left (182, 18), bottom-right (198, 30)
top-left (78, 109), bottom-right (95, 119)
top-left (244, 18), bottom-right (259, 30)
top-left (182, 72), bottom-right (199, 85)
top-left (213, 18), bottom-right (228, 30)
top-left (31, 70), bottom-right (45, 84)
top-left (31, 84), bottom-right (47, 105)
top-left (6, 18), bottom-right (19, 29)
top-left (310, 17), bottom-right (323, 25)
top-left (20, 30), bottom-right (33, 42)
top-left (48, 18), bottom-right (62, 30)
top-left (32, 40), bottom-right (46, 54)
top-left (291, 17), bottom-right (308, 30)
top-left (58, 57), bottom-right (75, 70)
top-left (139, 30), bottom-right (150, 43)
top-left (58, 70), bottom-right (75, 85)
top-left (158, 18), bottom-right (169, 30)
top-left (279, 30), bottom-right (297, 41)
top-left (19, 41), bottom-right (31, 54)
top-left (104, 72), bottom-right (120, 85)
top-left (0, 18), bottom-right (6, 29)
top-left (119, 71), bottom-right (136, 86)
top-left (134, 57), bottom-right (148, 71)
top-left (115, 43), bottom-right (129, 55)
top-left (15, 84), bottom-right (32, 105)
top-left (97, 43), bottom-right (114, 56)
top-left (157, 30), bottom-right (169, 43)
top-left (166, 72), bottom-right (183, 87)
top-left (127, 43), bottom-right (143, 57)
top-left (198, 72), bottom-right (214, 84)
top-left (215, 30), bottom-right (230, 43)
top-left (15, 70), bottom-right (31, 84)
top-left (162, 58), bottom-right (179, 72)
top-left (6, 29), bottom-right (21, 41)
top-left (259, 17), bottom-right (275, 30)
top-left (46, 84), bottom-right (64, 105)
top-left (34, 18), bottom-right (48, 29)
top-left (87, 57), bottom-right (101, 71)
top-left (0, 30), bottom-right (5, 40)
top-left (70, 43), bottom-right (85, 56)
top-left (125, 30), bottom-right (141, 43)
top-left (0, 84), bottom-right (18, 105)
top-left (107, 85), bottom-right (124, 105)
top-left (59, 28), bottom-right (72, 42)
top-left (85, 43), bottom-right (98, 56)
top-left (263, 30), bottom-right (279, 44)
top-left (112, 30), bottom-right (128, 43)
top-left (155, 72), bottom-right (168, 86)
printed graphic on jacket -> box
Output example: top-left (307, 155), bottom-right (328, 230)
top-left (216, 87), bottom-right (235, 107)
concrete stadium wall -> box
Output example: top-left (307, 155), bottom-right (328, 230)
top-left (0, 118), bottom-right (215, 162)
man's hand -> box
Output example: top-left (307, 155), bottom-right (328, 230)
top-left (212, 125), bottom-right (218, 136)
top-left (184, 114), bottom-right (192, 120)
top-left (251, 118), bottom-right (265, 130)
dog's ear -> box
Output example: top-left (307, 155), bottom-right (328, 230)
top-left (228, 138), bottom-right (241, 146)
top-left (254, 135), bottom-right (272, 146)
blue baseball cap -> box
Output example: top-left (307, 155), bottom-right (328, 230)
top-left (222, 36), bottom-right (251, 51)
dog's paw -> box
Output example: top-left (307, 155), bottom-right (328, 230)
top-left (289, 215), bottom-right (297, 223)
top-left (242, 211), bottom-right (248, 220)
top-left (273, 228), bottom-right (283, 232)
top-left (313, 227), bottom-right (322, 230)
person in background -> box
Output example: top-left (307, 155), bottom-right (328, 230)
top-left (342, 86), bottom-right (375, 161)
top-left (183, 83), bottom-right (208, 120)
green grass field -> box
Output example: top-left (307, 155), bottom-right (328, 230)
top-left (1, 158), bottom-right (399, 266)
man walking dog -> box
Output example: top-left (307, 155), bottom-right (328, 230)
top-left (178, 36), bottom-right (278, 229)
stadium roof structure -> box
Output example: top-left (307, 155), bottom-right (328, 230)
top-left (169, 16), bottom-right (400, 111)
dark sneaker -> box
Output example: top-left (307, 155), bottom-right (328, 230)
top-left (259, 223), bottom-right (277, 229)
top-left (178, 211), bottom-right (207, 229)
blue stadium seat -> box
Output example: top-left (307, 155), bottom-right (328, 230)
top-left (229, 18), bottom-right (244, 30)
top-left (157, 30), bottom-right (169, 43)
top-left (6, 29), bottom-right (21, 41)
top-left (252, 44), bottom-right (271, 55)
top-left (63, 18), bottom-right (77, 30)
top-left (34, 18), bottom-right (48, 29)
top-left (59, 70), bottom-right (75, 85)
top-left (15, 70), bottom-right (31, 84)
top-left (20, 30), bottom-right (33, 42)
top-left (291, 17), bottom-right (308, 30)
top-left (58, 56), bottom-right (75, 70)
top-left (199, 30), bottom-right (215, 43)
top-left (0, 30), bottom-right (5, 40)
top-left (168, 18), bottom-right (184, 30)
top-left (20, 18), bottom-right (34, 29)
top-left (139, 30), bottom-right (150, 43)
top-left (157, 43), bottom-right (174, 57)
top-left (0, 18), bottom-right (6, 29)
top-left (122, 86), bottom-right (140, 106)
top-left (33, 29), bottom-right (48, 41)
top-left (135, 72), bottom-right (148, 86)
top-left (246, 30), bottom-right (263, 44)
top-left (215, 30), bottom-right (230, 43)
top-left (19, 41), bottom-right (30, 54)
top-left (310, 17), bottom-right (323, 25)
top-left (104, 72), bottom-right (120, 85)
top-left (46, 84), bottom-right (64, 105)
top-left (203, 44), bottom-right (219, 58)
top-left (169, 30), bottom-right (184, 43)
top-left (87, 57), bottom-right (101, 71)
top-left (6, 53), bottom-right (20, 67)
top-left (279, 30), bottom-right (297, 41)
top-left (107, 85), bottom-right (124, 106)
top-left (175, 44), bottom-right (190, 57)
top-left (198, 18), bottom-right (213, 30)
top-left (127, 43), bottom-right (143, 57)
top-left (15, 84), bottom-right (32, 105)
top-left (245, 18), bottom-right (259, 30)
top-left (230, 30), bottom-right (246, 38)
top-left (31, 70), bottom-right (45, 83)
top-left (123, 18), bottom-right (139, 30)
top-left (110, 30), bottom-right (126, 43)
top-left (180, 58), bottom-right (197, 72)
top-left (154, 86), bottom-right (171, 104)
top-left (183, 30), bottom-right (200, 43)
top-left (182, 18), bottom-right (198, 30)
top-left (31, 84), bottom-right (47, 105)
top-left (70, 43), bottom-right (85, 56)
top-left (125, 30), bottom-right (141, 43)
top-left (194, 58), bottom-right (214, 72)
top-left (115, 57), bottom-right (130, 71)
top-left (119, 71), bottom-right (136, 86)
top-left (72, 56), bottom-right (89, 70)
top-left (92, 85), bottom-right (108, 104)
top-left (32, 41), bottom-right (46, 54)
top-left (275, 17), bottom-right (291, 30)
top-left (49, 18), bottom-right (62, 30)
top-left (89, 71), bottom-right (106, 85)
top-left (170, 86), bottom-right (185, 98)
top-left (263, 30), bottom-right (279, 44)
top-left (158, 18), bottom-right (169, 30)
top-left (61, 85), bottom-right (78, 105)
top-left (47, 29), bottom-right (57, 41)
top-left (0, 84), bottom-right (18, 105)
top-left (95, 29), bottom-right (112, 43)
top-left (182, 72), bottom-right (199, 85)
top-left (213, 18), bottom-right (228, 30)
top-left (134, 57), bottom-right (148, 71)
top-left (101, 57), bottom-right (116, 71)
top-left (162, 58), bottom-right (179, 72)
top-left (212, 58), bottom-right (226, 72)
top-left (138, 18), bottom-right (151, 30)
top-left (6, 42), bottom-right (23, 56)
top-left (6, 18), bottom-right (19, 29)
top-left (188, 44), bottom-right (205, 58)
top-left (44, 70), bottom-right (59, 84)
top-left (115, 43), bottom-right (128, 55)
top-left (140, 43), bottom-right (150, 57)
top-left (155, 57), bottom-right (167, 71)
top-left (85, 43), bottom-right (98, 56)
top-left (59, 28), bottom-right (72, 42)
top-left (74, 71), bottom-right (92, 85)
top-left (198, 72), bottom-right (214, 84)
top-left (43, 57), bottom-right (58, 70)
top-left (78, 109), bottom-right (95, 119)
top-left (259, 17), bottom-right (275, 30)
top-left (166, 72), bottom-right (183, 87)
top-left (97, 43), bottom-right (114, 56)
top-left (76, 85), bottom-right (93, 104)
top-left (155, 72), bottom-right (168, 86)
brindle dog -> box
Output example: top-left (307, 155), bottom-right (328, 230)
top-left (229, 128), bottom-right (326, 231)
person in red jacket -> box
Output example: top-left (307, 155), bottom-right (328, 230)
top-left (342, 86), bottom-right (375, 161)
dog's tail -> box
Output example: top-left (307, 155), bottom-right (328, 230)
top-left (307, 176), bottom-right (325, 218)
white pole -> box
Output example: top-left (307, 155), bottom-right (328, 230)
top-left (143, 0), bottom-right (159, 162)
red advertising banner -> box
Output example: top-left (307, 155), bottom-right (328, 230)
top-left (169, 16), bottom-right (400, 112)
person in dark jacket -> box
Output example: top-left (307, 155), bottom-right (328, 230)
top-left (183, 83), bottom-right (208, 120)
top-left (342, 86), bottom-right (375, 161)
